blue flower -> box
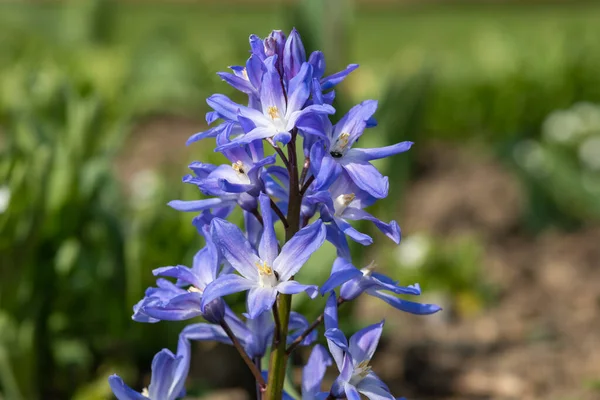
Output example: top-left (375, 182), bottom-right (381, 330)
top-left (299, 344), bottom-right (333, 400)
top-left (200, 193), bottom-right (326, 318)
top-left (182, 308), bottom-right (316, 359)
top-left (169, 138), bottom-right (275, 214)
top-left (320, 257), bottom-right (441, 315)
top-left (323, 293), bottom-right (397, 400)
top-left (305, 100), bottom-right (412, 199)
top-left (306, 172), bottom-right (401, 245)
top-left (132, 226), bottom-right (226, 324)
top-left (109, 334), bottom-right (190, 400)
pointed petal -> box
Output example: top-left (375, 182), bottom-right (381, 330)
top-left (261, 55), bottom-right (287, 116)
top-left (285, 104), bottom-right (335, 132)
top-left (344, 383), bottom-right (362, 400)
top-left (181, 323), bottom-right (231, 345)
top-left (341, 208), bottom-right (400, 243)
top-left (349, 321), bottom-right (384, 364)
top-left (320, 264), bottom-right (362, 295)
top-left (148, 349), bottom-right (179, 399)
top-left (302, 344), bottom-right (332, 396)
top-left (217, 127), bottom-right (277, 151)
top-left (141, 292), bottom-right (203, 321)
top-left (313, 151), bottom-right (342, 191)
top-left (369, 290), bottom-right (442, 315)
top-left (153, 265), bottom-right (200, 288)
top-left (246, 287), bottom-right (278, 319)
top-left (207, 94), bottom-right (241, 121)
top-left (284, 28), bottom-right (306, 80)
top-left (308, 51), bottom-right (326, 79)
top-left (218, 179), bottom-right (255, 193)
top-left (217, 72), bottom-right (256, 94)
top-left (341, 160), bottom-right (389, 199)
top-left (334, 217), bottom-right (373, 245)
top-left (321, 64), bottom-right (359, 90)
top-left (258, 193), bottom-right (278, 264)
top-left (333, 100), bottom-right (377, 146)
top-left (168, 198), bottom-right (230, 212)
top-left (357, 378), bottom-right (395, 400)
top-left (286, 62), bottom-right (312, 115)
top-left (325, 223), bottom-right (352, 259)
top-left (210, 219), bottom-right (260, 279)
top-left (346, 141), bottom-right (413, 162)
top-left (276, 280), bottom-right (318, 298)
top-left (273, 220), bottom-right (326, 281)
top-left (108, 375), bottom-right (148, 400)
top-left (201, 274), bottom-right (256, 311)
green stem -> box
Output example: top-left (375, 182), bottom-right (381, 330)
top-left (265, 129), bottom-right (300, 400)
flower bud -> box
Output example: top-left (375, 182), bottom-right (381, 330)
top-left (202, 297), bottom-right (225, 324)
top-left (284, 28), bottom-right (307, 80)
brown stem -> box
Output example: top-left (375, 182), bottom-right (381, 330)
top-left (266, 138), bottom-right (289, 167)
top-left (220, 320), bottom-right (266, 388)
top-left (299, 157), bottom-right (310, 187)
top-left (300, 175), bottom-right (315, 196)
top-left (271, 300), bottom-right (281, 347)
top-left (270, 198), bottom-right (289, 229)
top-left (286, 297), bottom-right (345, 354)
top-left (250, 208), bottom-right (264, 226)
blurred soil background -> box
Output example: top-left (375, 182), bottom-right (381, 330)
top-left (1, 1), bottom-right (600, 399)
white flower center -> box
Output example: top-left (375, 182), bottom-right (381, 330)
top-left (333, 193), bottom-right (355, 216)
top-left (349, 360), bottom-right (372, 386)
top-left (256, 260), bottom-right (278, 287)
top-left (330, 132), bottom-right (350, 157)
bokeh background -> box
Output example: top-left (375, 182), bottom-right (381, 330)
top-left (1, 0), bottom-right (600, 399)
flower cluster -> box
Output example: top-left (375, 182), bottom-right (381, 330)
top-left (110, 28), bottom-right (441, 400)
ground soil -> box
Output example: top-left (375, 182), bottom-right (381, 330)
top-left (120, 117), bottom-right (600, 400)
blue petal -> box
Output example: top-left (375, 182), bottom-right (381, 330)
top-left (186, 122), bottom-right (232, 146)
top-left (153, 265), bottom-right (200, 289)
top-left (276, 281), bottom-right (318, 298)
top-left (344, 383), bottom-right (362, 400)
top-left (108, 375), bottom-right (148, 400)
top-left (286, 104), bottom-right (335, 132)
top-left (348, 321), bottom-right (384, 364)
top-left (325, 328), bottom-right (349, 350)
top-left (258, 193), bottom-right (278, 265)
top-left (356, 373), bottom-right (395, 400)
top-left (333, 100), bottom-right (377, 146)
top-left (192, 240), bottom-right (220, 289)
top-left (181, 323), bottom-right (231, 345)
top-left (286, 62), bottom-right (312, 115)
top-left (246, 54), bottom-right (265, 89)
top-left (141, 292), bottom-right (203, 322)
top-left (244, 210), bottom-right (263, 249)
top-left (283, 28), bottom-right (306, 80)
top-left (313, 151), bottom-right (343, 191)
top-left (320, 263), bottom-right (362, 295)
top-left (340, 160), bottom-right (389, 199)
top-left (218, 179), bottom-right (255, 194)
top-left (308, 51), bottom-right (326, 79)
top-left (260, 55), bottom-right (287, 117)
top-left (217, 72), bottom-right (256, 94)
top-left (246, 287), bottom-right (278, 319)
top-left (249, 34), bottom-right (266, 60)
top-left (207, 94), bottom-right (241, 121)
top-left (168, 198), bottom-right (231, 212)
top-left (334, 217), bottom-right (373, 246)
top-left (302, 344), bottom-right (332, 396)
top-left (346, 141), bottom-right (413, 162)
top-left (148, 349), bottom-right (180, 399)
top-left (201, 274), bottom-right (257, 311)
top-left (341, 208), bottom-right (400, 244)
top-left (369, 290), bottom-right (442, 315)
top-left (273, 219), bottom-right (326, 281)
top-left (321, 64), bottom-right (359, 90)
top-left (325, 223), bottom-right (352, 259)
top-left (210, 219), bottom-right (260, 280)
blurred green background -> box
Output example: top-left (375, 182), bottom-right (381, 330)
top-left (2, 0), bottom-right (600, 399)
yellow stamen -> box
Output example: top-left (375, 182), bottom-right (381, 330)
top-left (141, 388), bottom-right (149, 397)
top-left (242, 68), bottom-right (249, 80)
top-left (188, 286), bottom-right (203, 294)
top-left (342, 193), bottom-right (355, 206)
top-left (267, 106), bottom-right (280, 120)
top-left (255, 260), bottom-right (273, 275)
top-left (338, 132), bottom-right (350, 148)
top-left (232, 160), bottom-right (245, 174)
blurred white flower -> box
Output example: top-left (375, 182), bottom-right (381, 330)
top-left (578, 136), bottom-right (600, 171)
top-left (0, 186), bottom-right (10, 214)
top-left (542, 110), bottom-right (582, 144)
top-left (513, 140), bottom-right (549, 177)
top-left (395, 234), bottom-right (431, 269)
top-left (130, 170), bottom-right (160, 209)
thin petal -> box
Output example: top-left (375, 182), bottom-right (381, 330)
top-left (210, 219), bottom-right (260, 279)
top-left (357, 379), bottom-right (395, 400)
top-left (276, 280), bottom-right (318, 298)
top-left (285, 104), bottom-right (335, 132)
top-left (341, 208), bottom-right (400, 244)
top-left (153, 265), bottom-right (200, 288)
top-left (344, 383), bottom-right (362, 400)
top-left (246, 287), bottom-right (278, 319)
top-left (168, 198), bottom-right (230, 212)
top-left (302, 344), bottom-right (332, 396)
top-left (217, 72), bottom-right (256, 94)
top-left (148, 349), bottom-right (179, 399)
top-left (261, 55), bottom-right (287, 117)
top-left (308, 50), bottom-right (326, 79)
top-left (217, 127), bottom-right (277, 151)
top-left (325, 223), bottom-right (352, 259)
top-left (283, 28), bottom-right (306, 80)
top-left (320, 264), bottom-right (362, 295)
top-left (348, 321), bottom-right (384, 364)
top-left (334, 217), bottom-right (373, 245)
top-left (258, 193), bottom-right (278, 265)
top-left (108, 375), bottom-right (148, 400)
top-left (201, 274), bottom-right (256, 311)
top-left (333, 99), bottom-right (377, 146)
top-left (368, 290), bottom-right (442, 315)
top-left (181, 323), bottom-right (231, 345)
top-left (321, 64), bottom-right (359, 90)
top-left (273, 220), bottom-right (326, 281)
top-left (346, 141), bottom-right (413, 162)
top-left (207, 94), bottom-right (241, 121)
top-left (341, 160), bottom-right (389, 199)
top-left (313, 150), bottom-right (342, 191)
top-left (286, 62), bottom-right (312, 115)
